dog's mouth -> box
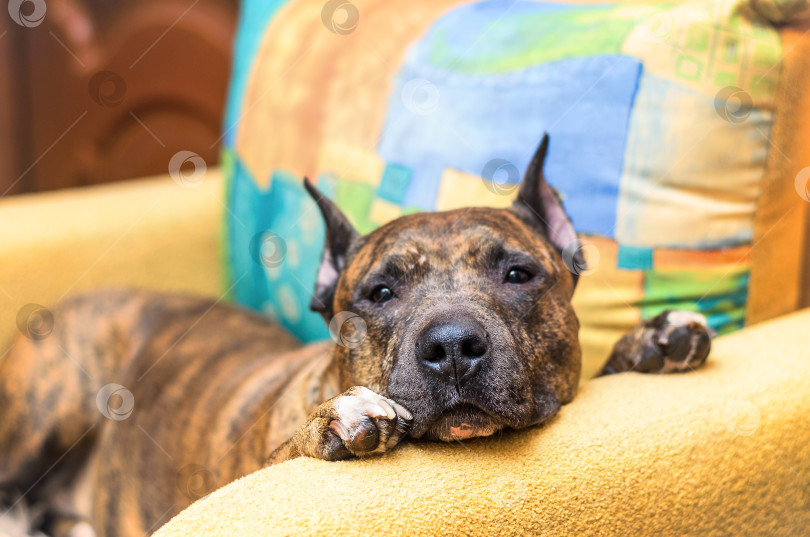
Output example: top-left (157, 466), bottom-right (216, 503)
top-left (401, 388), bottom-right (563, 442)
top-left (420, 404), bottom-right (504, 442)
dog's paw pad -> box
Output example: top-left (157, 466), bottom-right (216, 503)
top-left (330, 387), bottom-right (412, 456)
top-left (650, 310), bottom-right (714, 373)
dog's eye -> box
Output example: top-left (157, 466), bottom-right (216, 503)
top-left (370, 285), bottom-right (394, 304)
top-left (505, 267), bottom-right (533, 284)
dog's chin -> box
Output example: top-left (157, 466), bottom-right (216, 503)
top-left (419, 404), bottom-right (504, 442)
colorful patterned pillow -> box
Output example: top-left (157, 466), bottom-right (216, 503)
top-left (221, 0), bottom-right (810, 377)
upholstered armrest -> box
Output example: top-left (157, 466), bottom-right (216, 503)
top-left (156, 308), bottom-right (810, 536)
top-left (0, 172), bottom-right (224, 346)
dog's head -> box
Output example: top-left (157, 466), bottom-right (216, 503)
top-left (306, 134), bottom-right (583, 441)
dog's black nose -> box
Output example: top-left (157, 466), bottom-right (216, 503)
top-left (416, 317), bottom-right (489, 385)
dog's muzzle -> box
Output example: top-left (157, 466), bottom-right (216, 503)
top-left (415, 313), bottom-right (489, 388)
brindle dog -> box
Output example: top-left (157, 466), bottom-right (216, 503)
top-left (0, 135), bottom-right (712, 537)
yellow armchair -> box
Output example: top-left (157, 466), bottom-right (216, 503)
top-left (0, 172), bottom-right (224, 347)
top-left (156, 308), bottom-right (810, 536)
top-left (2, 170), bottom-right (807, 536)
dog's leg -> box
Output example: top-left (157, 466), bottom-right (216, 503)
top-left (266, 386), bottom-right (412, 464)
top-left (596, 310), bottom-right (714, 376)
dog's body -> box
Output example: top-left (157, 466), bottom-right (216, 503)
top-left (0, 290), bottom-right (339, 537)
top-left (0, 136), bottom-right (712, 537)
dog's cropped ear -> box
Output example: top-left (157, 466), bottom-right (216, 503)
top-left (512, 133), bottom-right (584, 286)
top-left (303, 178), bottom-right (359, 321)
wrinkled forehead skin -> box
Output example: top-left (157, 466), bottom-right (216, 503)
top-left (336, 207), bottom-right (576, 301)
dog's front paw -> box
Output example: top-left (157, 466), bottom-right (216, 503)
top-left (651, 311), bottom-right (714, 373)
top-left (301, 386), bottom-right (413, 461)
top-left (601, 310), bottom-right (714, 375)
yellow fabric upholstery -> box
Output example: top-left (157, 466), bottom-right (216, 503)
top-left (1, 167), bottom-right (807, 535)
top-left (156, 309), bottom-right (810, 536)
top-left (0, 173), bottom-right (224, 347)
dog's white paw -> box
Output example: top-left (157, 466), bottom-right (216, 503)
top-left (654, 310), bottom-right (714, 373)
top-left (329, 386), bottom-right (413, 455)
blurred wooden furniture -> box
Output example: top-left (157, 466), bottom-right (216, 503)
top-left (0, 0), bottom-right (237, 195)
